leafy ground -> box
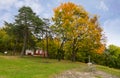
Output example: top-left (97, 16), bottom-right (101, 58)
top-left (0, 55), bottom-right (120, 78)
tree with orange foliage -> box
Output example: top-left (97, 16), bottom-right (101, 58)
top-left (52, 2), bottom-right (106, 61)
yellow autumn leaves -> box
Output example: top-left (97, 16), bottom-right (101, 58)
top-left (52, 2), bottom-right (105, 56)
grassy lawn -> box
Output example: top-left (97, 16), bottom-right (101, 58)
top-left (0, 55), bottom-right (120, 78)
top-left (0, 56), bottom-right (85, 78)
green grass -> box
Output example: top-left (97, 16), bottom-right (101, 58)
top-left (0, 55), bottom-right (120, 78)
top-left (0, 56), bottom-right (85, 78)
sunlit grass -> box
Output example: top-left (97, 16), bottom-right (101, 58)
top-left (0, 55), bottom-right (120, 78)
top-left (0, 56), bottom-right (83, 78)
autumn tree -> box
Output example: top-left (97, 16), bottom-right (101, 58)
top-left (52, 2), bottom-right (105, 61)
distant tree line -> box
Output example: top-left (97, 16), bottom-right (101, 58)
top-left (0, 2), bottom-right (120, 69)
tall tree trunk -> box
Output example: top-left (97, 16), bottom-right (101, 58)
top-left (21, 12), bottom-right (28, 57)
top-left (13, 38), bottom-right (17, 55)
top-left (57, 38), bottom-right (65, 61)
top-left (21, 33), bottom-right (27, 57)
top-left (72, 45), bottom-right (76, 62)
top-left (46, 30), bottom-right (49, 58)
top-left (21, 13), bottom-right (27, 57)
top-left (71, 38), bottom-right (77, 62)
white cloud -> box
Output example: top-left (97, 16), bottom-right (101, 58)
top-left (103, 19), bottom-right (120, 46)
top-left (0, 0), bottom-right (44, 26)
top-left (97, 1), bottom-right (109, 11)
top-left (15, 0), bottom-right (43, 15)
top-left (0, 0), bottom-right (43, 14)
top-left (0, 0), bottom-right (16, 10)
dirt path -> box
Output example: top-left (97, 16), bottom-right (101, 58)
top-left (54, 70), bottom-right (119, 78)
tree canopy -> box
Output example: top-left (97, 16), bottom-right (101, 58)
top-left (52, 2), bottom-right (105, 61)
top-left (4, 6), bottom-right (44, 56)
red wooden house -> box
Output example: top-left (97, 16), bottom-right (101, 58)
top-left (25, 49), bottom-right (47, 57)
top-left (34, 49), bottom-right (48, 57)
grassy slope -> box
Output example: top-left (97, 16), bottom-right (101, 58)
top-left (97, 65), bottom-right (120, 77)
top-left (0, 56), bottom-right (120, 78)
top-left (0, 56), bottom-right (85, 78)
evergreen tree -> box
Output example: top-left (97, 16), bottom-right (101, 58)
top-left (5, 6), bottom-right (44, 56)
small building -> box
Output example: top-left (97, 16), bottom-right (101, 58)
top-left (25, 49), bottom-right (34, 55)
top-left (34, 49), bottom-right (48, 57)
top-left (25, 49), bottom-right (47, 57)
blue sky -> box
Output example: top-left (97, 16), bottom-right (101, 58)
top-left (0, 0), bottom-right (120, 47)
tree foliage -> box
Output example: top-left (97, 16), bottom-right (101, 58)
top-left (0, 28), bottom-right (10, 52)
top-left (106, 45), bottom-right (120, 68)
top-left (52, 2), bottom-right (105, 61)
top-left (5, 6), bottom-right (44, 56)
